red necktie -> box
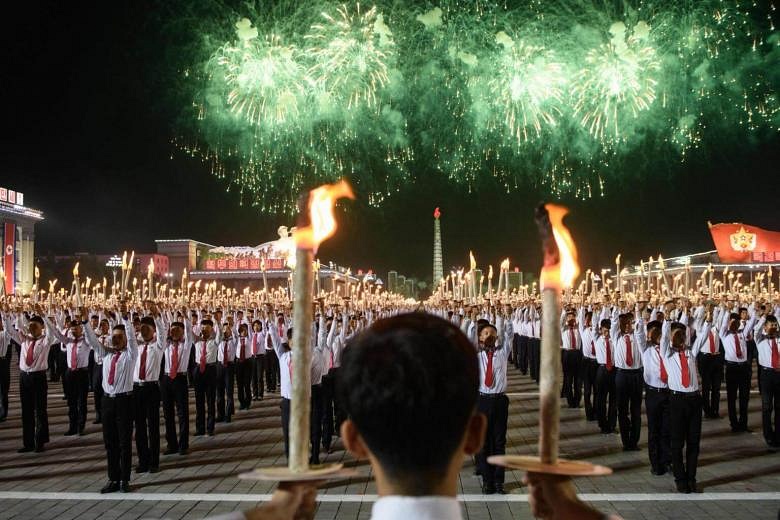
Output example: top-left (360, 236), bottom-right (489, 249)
top-left (734, 334), bottom-right (743, 359)
top-left (199, 340), bottom-right (207, 374)
top-left (624, 335), bottom-right (633, 367)
top-left (772, 338), bottom-right (779, 370)
top-left (108, 351), bottom-right (120, 385)
top-left (240, 338), bottom-right (246, 361)
top-left (279, 324), bottom-right (284, 338)
top-left (658, 348), bottom-right (667, 384)
top-left (591, 340), bottom-right (596, 357)
top-left (569, 329), bottom-right (576, 350)
top-left (139, 343), bottom-right (148, 380)
top-left (680, 351), bottom-right (690, 388)
top-left (484, 350), bottom-right (495, 388)
top-left (223, 341), bottom-right (228, 367)
top-left (25, 338), bottom-right (37, 367)
top-left (329, 347), bottom-right (335, 369)
top-left (605, 338), bottom-right (613, 371)
top-left (252, 334), bottom-right (258, 356)
top-left (71, 339), bottom-right (78, 368)
top-left (170, 342), bottom-right (179, 379)
top-left (288, 355), bottom-right (293, 384)
top-left (709, 330), bottom-right (716, 354)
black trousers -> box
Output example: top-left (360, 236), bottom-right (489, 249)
top-left (697, 353), bottom-right (723, 417)
top-left (251, 355), bottom-right (265, 398)
top-left (476, 394), bottom-right (509, 486)
top-left (580, 357), bottom-right (598, 420)
top-left (321, 367), bottom-right (343, 450)
top-left (160, 374), bottom-right (189, 451)
top-left (616, 370), bottom-right (643, 448)
top-left (645, 387), bottom-right (671, 471)
top-left (759, 369), bottom-right (780, 445)
top-left (265, 349), bottom-right (279, 392)
top-left (595, 366), bottom-right (617, 433)
top-left (511, 334), bottom-right (520, 369)
top-left (725, 362), bottom-right (750, 430)
top-left (20, 371), bottom-right (49, 448)
top-left (92, 362), bottom-right (103, 421)
top-left (133, 383), bottom-right (161, 469)
top-left (65, 368), bottom-right (89, 431)
top-left (561, 350), bottom-right (582, 407)
top-left (281, 397), bottom-right (291, 459)
top-left (235, 359), bottom-right (252, 408)
top-left (310, 383), bottom-right (323, 464)
top-left (518, 335), bottom-right (529, 374)
top-left (57, 349), bottom-right (68, 386)
top-left (529, 338), bottom-right (541, 383)
top-left (669, 393), bottom-right (702, 485)
top-left (0, 351), bottom-right (10, 418)
top-left (748, 340), bottom-right (760, 393)
top-left (216, 362), bottom-right (235, 420)
top-left (194, 364), bottom-right (216, 435)
top-left (102, 393), bottom-right (134, 482)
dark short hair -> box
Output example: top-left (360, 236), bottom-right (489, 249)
top-left (337, 313), bottom-right (478, 493)
top-left (69, 319), bottom-right (81, 327)
top-left (140, 317), bottom-right (156, 327)
top-left (29, 315), bottom-right (44, 325)
top-left (112, 324), bottom-right (126, 332)
top-left (170, 321), bottom-right (184, 329)
top-left (646, 320), bottom-right (662, 333)
top-left (600, 319), bottom-right (611, 330)
top-left (765, 315), bottom-right (777, 325)
top-left (671, 322), bottom-right (687, 333)
top-left (477, 322), bottom-right (497, 336)
top-left (200, 319), bottom-right (213, 327)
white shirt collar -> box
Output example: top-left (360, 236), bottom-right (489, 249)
top-left (371, 496), bottom-right (462, 520)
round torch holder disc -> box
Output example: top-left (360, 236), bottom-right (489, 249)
top-left (238, 463), bottom-right (358, 482)
top-left (487, 455), bottom-right (612, 477)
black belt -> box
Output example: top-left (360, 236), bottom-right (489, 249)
top-left (670, 390), bottom-right (700, 397)
top-left (725, 361), bottom-right (748, 367)
top-left (106, 391), bottom-right (133, 398)
top-left (479, 392), bottom-right (505, 398)
top-left (68, 367), bottom-right (89, 372)
top-left (645, 384), bottom-right (669, 393)
top-left (134, 381), bottom-right (159, 387)
top-left (617, 368), bottom-right (643, 373)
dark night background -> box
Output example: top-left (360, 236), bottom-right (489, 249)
top-left (1, 1), bottom-right (778, 284)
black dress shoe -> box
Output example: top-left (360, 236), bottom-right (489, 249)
top-left (101, 481), bottom-right (120, 494)
top-left (194, 431), bottom-right (205, 437)
top-left (64, 429), bottom-right (78, 436)
top-left (119, 481), bottom-right (131, 493)
top-left (78, 429), bottom-right (86, 436)
top-left (34, 446), bottom-right (45, 453)
top-left (135, 466), bottom-right (149, 474)
top-left (225, 416), bottom-right (232, 423)
top-left (689, 480), bottom-right (700, 493)
top-left (495, 484), bottom-right (506, 495)
top-left (178, 448), bottom-right (188, 456)
top-left (149, 466), bottom-right (160, 474)
top-left (676, 481), bottom-right (690, 493)
top-left (216, 416), bottom-right (225, 423)
top-left (482, 484), bottom-right (496, 495)
top-left (163, 448), bottom-right (178, 456)
top-left (17, 447), bottom-right (33, 453)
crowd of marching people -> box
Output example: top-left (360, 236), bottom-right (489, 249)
top-left (0, 287), bottom-right (779, 501)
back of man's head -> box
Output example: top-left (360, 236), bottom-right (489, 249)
top-left (338, 313), bottom-right (479, 493)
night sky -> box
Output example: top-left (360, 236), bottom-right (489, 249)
top-left (2, 1), bottom-right (778, 283)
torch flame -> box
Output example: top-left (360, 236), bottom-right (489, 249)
top-left (35, 266), bottom-right (40, 279)
top-left (488, 265), bottom-right (494, 279)
top-left (294, 179), bottom-right (354, 253)
top-left (469, 251), bottom-right (476, 271)
top-left (500, 258), bottom-right (510, 271)
top-left (148, 259), bottom-right (155, 276)
top-left (73, 262), bottom-right (80, 277)
top-left (615, 253), bottom-right (621, 265)
top-left (122, 251), bottom-right (127, 270)
top-left (540, 204), bottom-right (580, 291)
top-left (434, 207), bottom-right (441, 219)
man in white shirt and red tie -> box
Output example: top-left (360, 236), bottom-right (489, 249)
top-left (249, 319), bottom-right (265, 401)
top-left (475, 316), bottom-right (509, 495)
top-left (131, 308), bottom-right (166, 473)
top-left (83, 306), bottom-right (137, 493)
top-left (640, 319), bottom-right (671, 476)
top-left (58, 317), bottom-right (92, 435)
top-left (755, 314), bottom-right (780, 448)
top-left (611, 305), bottom-right (645, 451)
top-left (2, 306), bottom-right (59, 452)
top-left (560, 308), bottom-right (582, 409)
top-left (662, 316), bottom-right (704, 494)
top-left (694, 304), bottom-right (724, 419)
top-left (216, 321), bottom-right (237, 423)
top-left (193, 318), bottom-right (218, 436)
top-left (235, 323), bottom-right (253, 410)
top-left (160, 315), bottom-right (193, 455)
top-left (720, 305), bottom-right (756, 433)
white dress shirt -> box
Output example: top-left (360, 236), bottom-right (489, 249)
top-left (756, 336), bottom-right (780, 370)
top-left (370, 496), bottom-right (462, 520)
top-left (61, 333), bottom-right (92, 369)
top-left (133, 337), bottom-right (165, 383)
top-left (85, 316), bottom-right (138, 395)
top-left (642, 344), bottom-right (668, 389)
top-left (3, 313), bottom-right (59, 373)
top-left (661, 321), bottom-right (703, 393)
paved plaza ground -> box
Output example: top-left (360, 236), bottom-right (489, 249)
top-left (0, 365), bottom-right (778, 519)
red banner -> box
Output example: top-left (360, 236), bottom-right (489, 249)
top-left (203, 257), bottom-right (286, 271)
top-left (709, 222), bottom-right (780, 263)
top-left (3, 223), bottom-right (14, 294)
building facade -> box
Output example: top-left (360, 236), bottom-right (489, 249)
top-left (0, 187), bottom-right (43, 295)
